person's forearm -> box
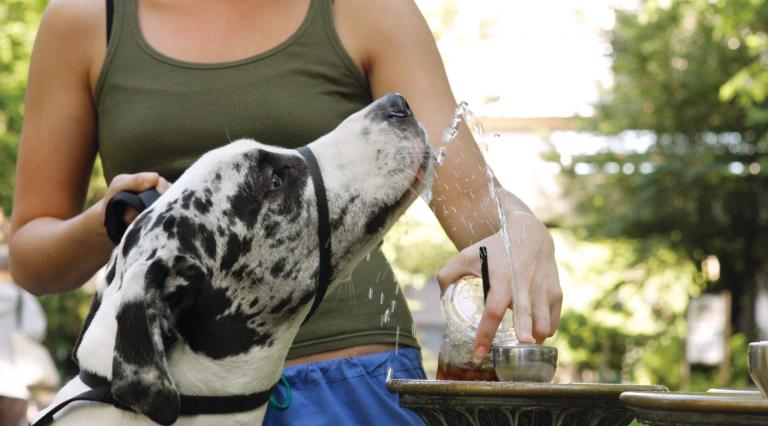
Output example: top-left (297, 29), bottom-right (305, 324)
top-left (9, 202), bottom-right (113, 294)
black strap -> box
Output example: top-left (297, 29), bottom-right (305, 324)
top-left (104, 189), bottom-right (161, 245)
top-left (31, 386), bottom-right (123, 426)
top-left (106, 0), bottom-right (114, 45)
top-left (32, 371), bottom-right (277, 425)
top-left (297, 146), bottom-right (332, 324)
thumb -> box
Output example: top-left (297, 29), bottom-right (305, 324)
top-left (436, 249), bottom-right (479, 294)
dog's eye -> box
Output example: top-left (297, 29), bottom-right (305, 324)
top-left (271, 172), bottom-right (283, 190)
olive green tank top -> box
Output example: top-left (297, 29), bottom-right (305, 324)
top-left (95, 0), bottom-right (419, 358)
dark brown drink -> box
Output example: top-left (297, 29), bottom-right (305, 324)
top-left (436, 356), bottom-right (498, 381)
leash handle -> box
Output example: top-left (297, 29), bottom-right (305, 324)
top-left (104, 189), bottom-right (161, 245)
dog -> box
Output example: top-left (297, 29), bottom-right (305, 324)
top-left (35, 93), bottom-right (433, 425)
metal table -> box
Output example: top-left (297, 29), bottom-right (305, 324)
top-left (388, 379), bottom-right (668, 426)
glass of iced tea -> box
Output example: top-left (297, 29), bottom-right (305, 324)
top-left (436, 277), bottom-right (517, 381)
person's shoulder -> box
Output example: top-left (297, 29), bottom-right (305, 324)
top-left (40, 0), bottom-right (104, 41)
top-left (337, 0), bottom-right (426, 31)
top-left (335, 0), bottom-right (434, 65)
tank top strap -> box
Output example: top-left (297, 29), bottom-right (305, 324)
top-left (313, 0), bottom-right (369, 90)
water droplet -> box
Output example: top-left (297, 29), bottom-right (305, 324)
top-left (366, 252), bottom-right (371, 262)
top-left (386, 366), bottom-right (393, 383)
top-left (442, 127), bottom-right (458, 143)
top-left (435, 147), bottom-right (447, 166)
top-left (368, 287), bottom-right (373, 300)
top-left (411, 322), bottom-right (416, 336)
top-left (395, 325), bottom-right (400, 355)
top-left (380, 292), bottom-right (384, 304)
top-left (390, 299), bottom-right (397, 313)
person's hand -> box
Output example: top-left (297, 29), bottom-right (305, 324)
top-left (98, 172), bottom-right (172, 225)
top-left (436, 211), bottom-right (562, 361)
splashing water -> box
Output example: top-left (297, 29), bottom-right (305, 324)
top-left (422, 102), bottom-right (483, 205)
top-left (435, 147), bottom-right (447, 166)
top-left (395, 325), bottom-right (400, 355)
top-left (441, 102), bottom-right (519, 324)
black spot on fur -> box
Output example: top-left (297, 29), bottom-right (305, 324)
top-left (364, 205), bottom-right (391, 235)
top-left (174, 216), bottom-right (200, 258)
top-left (106, 261), bottom-right (117, 284)
top-left (331, 195), bottom-right (358, 231)
top-left (146, 248), bottom-right (158, 261)
top-left (192, 197), bottom-right (211, 215)
top-left (269, 292), bottom-right (293, 314)
top-left (262, 220), bottom-right (280, 239)
top-left (121, 228), bottom-right (140, 258)
top-left (269, 259), bottom-right (285, 277)
top-left (197, 223), bottom-right (217, 259)
top-left (180, 190), bottom-right (195, 210)
top-left (176, 283), bottom-right (272, 359)
top-left (220, 233), bottom-right (252, 271)
top-left (115, 301), bottom-right (159, 368)
top-left (162, 216), bottom-right (177, 233)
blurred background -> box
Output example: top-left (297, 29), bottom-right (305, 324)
top-left (1, 0), bottom-right (767, 420)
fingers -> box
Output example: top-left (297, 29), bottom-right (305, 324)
top-left (106, 172), bottom-right (160, 200)
top-left (548, 265), bottom-right (563, 336)
top-left (533, 260), bottom-right (562, 343)
top-left (436, 246), bottom-right (479, 294)
top-left (511, 282), bottom-right (534, 344)
top-left (156, 177), bottom-right (172, 194)
top-left (101, 172), bottom-right (168, 228)
top-left (473, 283), bottom-right (512, 361)
top-left (531, 294), bottom-right (551, 344)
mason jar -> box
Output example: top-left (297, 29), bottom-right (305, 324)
top-left (436, 277), bottom-right (517, 381)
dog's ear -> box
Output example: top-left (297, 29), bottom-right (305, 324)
top-left (111, 260), bottom-right (180, 426)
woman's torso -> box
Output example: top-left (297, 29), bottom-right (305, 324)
top-left (93, 0), bottom-right (419, 358)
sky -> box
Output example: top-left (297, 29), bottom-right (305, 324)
top-left (415, 0), bottom-right (640, 118)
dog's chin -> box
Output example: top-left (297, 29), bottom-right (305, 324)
top-left (392, 145), bottom-right (435, 212)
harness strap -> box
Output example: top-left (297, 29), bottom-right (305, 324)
top-left (104, 189), bottom-right (161, 245)
top-left (297, 146), bottom-right (333, 324)
top-left (31, 385), bottom-right (126, 426)
top-left (32, 371), bottom-right (277, 425)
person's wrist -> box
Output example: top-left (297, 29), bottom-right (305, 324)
top-left (83, 199), bottom-right (112, 246)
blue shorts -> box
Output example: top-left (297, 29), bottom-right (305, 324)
top-left (263, 348), bottom-right (426, 425)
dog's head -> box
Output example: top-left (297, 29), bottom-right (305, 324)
top-left (76, 94), bottom-right (432, 425)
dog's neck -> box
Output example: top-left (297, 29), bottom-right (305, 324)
top-left (76, 279), bottom-right (309, 397)
top-left (166, 320), bottom-right (302, 396)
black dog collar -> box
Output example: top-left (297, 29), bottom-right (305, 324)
top-left (297, 146), bottom-right (333, 324)
top-left (32, 371), bottom-right (277, 426)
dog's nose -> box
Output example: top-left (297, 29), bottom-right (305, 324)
top-left (384, 93), bottom-right (412, 119)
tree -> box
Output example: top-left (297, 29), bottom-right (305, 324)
top-left (559, 0), bottom-right (768, 338)
top-left (0, 0), bottom-right (47, 214)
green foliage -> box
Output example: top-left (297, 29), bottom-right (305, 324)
top-left (0, 0), bottom-right (46, 213)
top-left (37, 289), bottom-right (93, 380)
top-left (561, 0), bottom-right (768, 339)
top-left (383, 212), bottom-right (457, 288)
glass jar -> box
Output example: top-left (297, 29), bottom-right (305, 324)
top-left (436, 277), bottom-right (517, 381)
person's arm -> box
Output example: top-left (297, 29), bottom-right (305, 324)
top-left (9, 0), bottom-right (168, 294)
top-left (340, 0), bottom-right (562, 355)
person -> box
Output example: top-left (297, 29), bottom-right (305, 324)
top-left (9, 0), bottom-right (562, 423)
top-left (0, 247), bottom-right (59, 426)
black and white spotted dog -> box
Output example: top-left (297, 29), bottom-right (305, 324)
top-left (36, 94), bottom-right (433, 426)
